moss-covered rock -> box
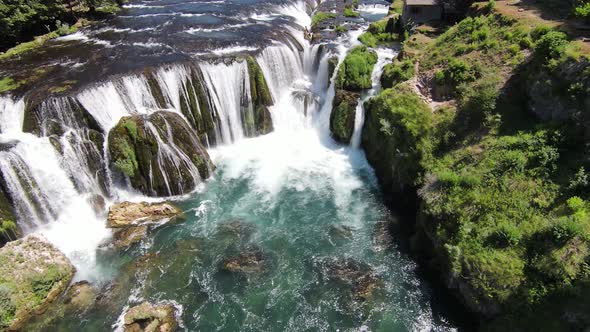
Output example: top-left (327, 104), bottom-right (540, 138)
top-left (380, 59), bottom-right (415, 89)
top-left (23, 97), bottom-right (101, 137)
top-left (0, 185), bottom-right (18, 246)
top-left (361, 86), bottom-right (432, 203)
top-left (107, 111), bottom-right (214, 196)
top-left (335, 46), bottom-right (378, 91)
top-left (0, 234), bottom-right (75, 330)
top-left (330, 90), bottom-right (359, 144)
top-left (179, 67), bottom-right (219, 146)
top-left (246, 57), bottom-right (273, 136)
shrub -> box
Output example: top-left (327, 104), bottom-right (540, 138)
top-left (490, 222), bottom-right (523, 247)
top-left (336, 46), bottom-right (378, 90)
top-left (380, 60), bottom-right (415, 89)
top-left (534, 31), bottom-right (568, 62)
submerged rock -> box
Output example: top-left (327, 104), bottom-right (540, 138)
top-left (108, 111), bottom-right (214, 197)
top-left (64, 281), bottom-right (98, 312)
top-left (328, 224), bottom-right (355, 243)
top-left (316, 257), bottom-right (381, 301)
top-left (112, 225), bottom-right (149, 249)
top-left (330, 89), bottom-right (359, 144)
top-left (123, 301), bottom-right (177, 332)
top-left (0, 234), bottom-right (75, 331)
top-left (107, 201), bottom-right (183, 228)
top-left (220, 246), bottom-right (270, 274)
top-left (215, 219), bottom-right (256, 243)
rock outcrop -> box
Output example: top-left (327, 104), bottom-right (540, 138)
top-left (123, 301), bottom-right (177, 332)
top-left (220, 246), bottom-right (271, 275)
top-left (0, 185), bottom-right (18, 245)
top-left (0, 234), bottom-right (75, 330)
top-left (107, 201), bottom-right (183, 248)
top-left (314, 256), bottom-right (381, 301)
top-left (245, 56), bottom-right (274, 136)
top-left (108, 111), bottom-right (214, 196)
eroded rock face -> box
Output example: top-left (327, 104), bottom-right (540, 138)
top-left (123, 302), bottom-right (177, 332)
top-left (107, 201), bottom-right (183, 228)
top-left (107, 201), bottom-right (183, 249)
top-left (65, 281), bottom-right (98, 312)
top-left (108, 111), bottom-right (214, 197)
top-left (0, 234), bottom-right (75, 331)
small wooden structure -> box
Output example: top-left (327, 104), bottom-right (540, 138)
top-left (402, 0), bottom-right (443, 24)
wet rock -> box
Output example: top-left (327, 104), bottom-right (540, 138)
top-left (65, 281), bottom-right (98, 311)
top-left (220, 246), bottom-right (270, 274)
top-left (0, 185), bottom-right (18, 245)
top-left (372, 220), bottom-right (395, 251)
top-left (245, 56), bottom-right (274, 136)
top-left (123, 301), bottom-right (177, 332)
top-left (317, 257), bottom-right (381, 301)
top-left (0, 234), bottom-right (75, 331)
top-left (107, 201), bottom-right (183, 228)
top-left (112, 225), bottom-right (149, 248)
top-left (87, 194), bottom-right (106, 216)
top-left (108, 111), bottom-right (214, 197)
top-left (328, 224), bottom-right (355, 243)
top-left (327, 56), bottom-right (339, 79)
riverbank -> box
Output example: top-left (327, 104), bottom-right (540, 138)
top-left (355, 0), bottom-right (590, 330)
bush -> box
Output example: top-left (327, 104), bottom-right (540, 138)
top-left (336, 46), bottom-right (378, 90)
top-left (380, 60), bottom-right (415, 89)
top-left (534, 31), bottom-right (568, 62)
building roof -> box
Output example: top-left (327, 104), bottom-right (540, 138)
top-left (405, 0), bottom-right (439, 6)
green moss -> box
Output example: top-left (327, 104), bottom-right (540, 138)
top-left (358, 18), bottom-right (399, 47)
top-left (311, 11), bottom-right (337, 29)
top-left (246, 57), bottom-right (273, 135)
top-left (336, 46), bottom-right (378, 91)
top-left (122, 119), bottom-right (138, 142)
top-left (0, 77), bottom-right (22, 93)
top-left (343, 7), bottom-right (359, 17)
top-left (112, 137), bottom-right (138, 177)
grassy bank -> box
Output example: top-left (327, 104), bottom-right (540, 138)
top-left (362, 1), bottom-right (590, 329)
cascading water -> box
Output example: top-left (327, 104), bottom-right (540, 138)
top-left (350, 48), bottom-right (397, 148)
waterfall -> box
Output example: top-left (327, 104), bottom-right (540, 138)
top-left (0, 0), bottom-right (334, 280)
top-left (350, 49), bottom-right (398, 149)
top-left (199, 61), bottom-right (250, 144)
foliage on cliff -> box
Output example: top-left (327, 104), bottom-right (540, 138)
top-left (364, 4), bottom-right (590, 328)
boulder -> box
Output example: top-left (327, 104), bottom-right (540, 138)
top-left (330, 89), bottom-right (359, 144)
top-left (316, 257), bottom-right (381, 301)
top-left (64, 281), bottom-right (97, 311)
top-left (245, 56), bottom-right (274, 136)
top-left (112, 226), bottom-right (149, 249)
top-left (215, 219), bottom-right (256, 243)
top-left (107, 201), bottom-right (183, 228)
top-left (108, 111), bottom-right (214, 196)
top-left (123, 301), bottom-right (177, 332)
top-left (220, 246), bottom-right (270, 274)
top-left (0, 234), bottom-right (75, 331)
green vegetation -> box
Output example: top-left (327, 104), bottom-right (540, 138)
top-left (0, 0), bottom-right (122, 53)
top-left (380, 59), bottom-right (414, 89)
top-left (0, 77), bottom-right (21, 93)
top-left (343, 7), bottom-right (360, 18)
top-left (336, 46), bottom-right (378, 91)
top-left (358, 17), bottom-right (400, 47)
top-left (311, 11), bottom-right (336, 29)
